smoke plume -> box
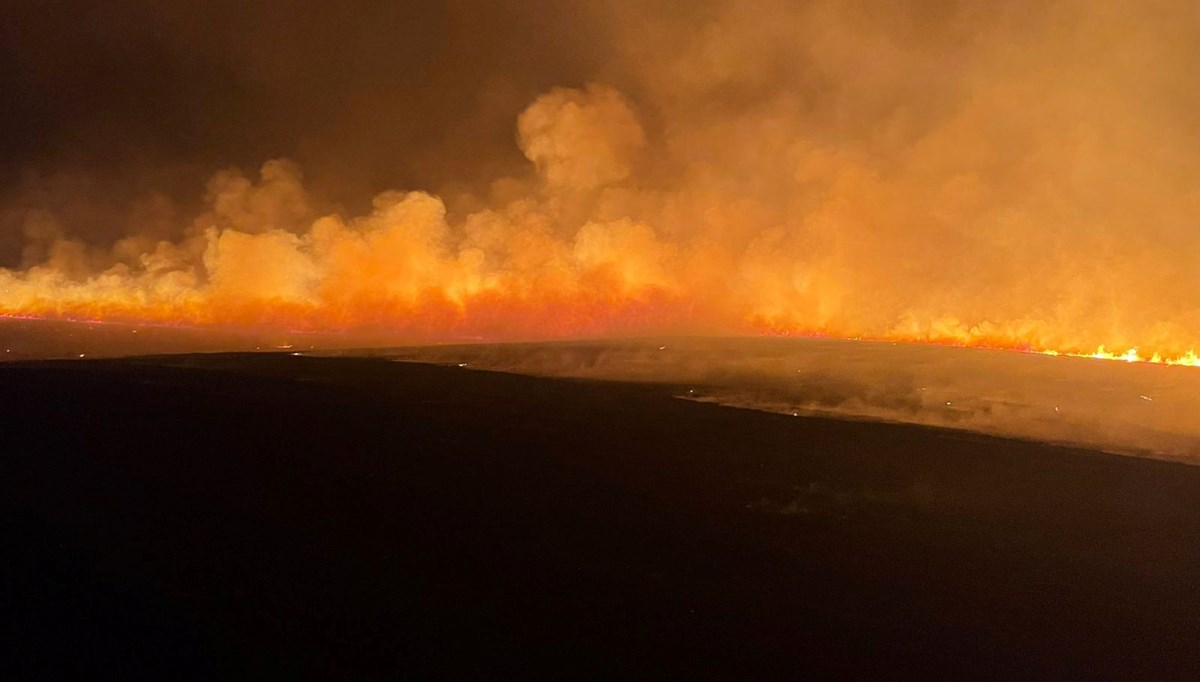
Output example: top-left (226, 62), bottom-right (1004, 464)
top-left (2, 0), bottom-right (1199, 358)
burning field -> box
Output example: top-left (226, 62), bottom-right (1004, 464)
top-left (5, 0), bottom-right (1200, 677)
top-left (6, 316), bottom-right (1199, 462)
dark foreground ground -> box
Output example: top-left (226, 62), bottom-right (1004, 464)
top-left (4, 353), bottom-right (1200, 679)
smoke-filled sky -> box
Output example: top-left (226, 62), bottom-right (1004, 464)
top-left (3, 0), bottom-right (1200, 356)
top-left (0, 0), bottom-right (611, 230)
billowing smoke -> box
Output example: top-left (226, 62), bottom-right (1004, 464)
top-left (2, 0), bottom-right (1200, 357)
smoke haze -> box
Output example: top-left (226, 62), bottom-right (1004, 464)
top-left (378, 337), bottom-right (1200, 462)
top-left (3, 0), bottom-right (1200, 357)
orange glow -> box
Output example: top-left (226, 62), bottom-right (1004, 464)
top-left (1042, 347), bottom-right (1200, 368)
top-left (3, 75), bottom-right (1200, 365)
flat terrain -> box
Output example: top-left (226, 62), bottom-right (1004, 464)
top-left (5, 352), bottom-right (1200, 678)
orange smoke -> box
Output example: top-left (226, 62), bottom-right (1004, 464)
top-left (0, 88), bottom-right (667, 336)
top-left (4, 2), bottom-right (1200, 365)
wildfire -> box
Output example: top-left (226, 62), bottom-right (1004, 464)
top-left (3, 82), bottom-right (1200, 365)
top-left (1043, 347), bottom-right (1200, 368)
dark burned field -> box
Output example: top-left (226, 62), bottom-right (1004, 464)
top-left (4, 352), bottom-right (1200, 678)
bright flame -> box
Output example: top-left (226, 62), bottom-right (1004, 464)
top-left (1042, 346), bottom-right (1200, 368)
